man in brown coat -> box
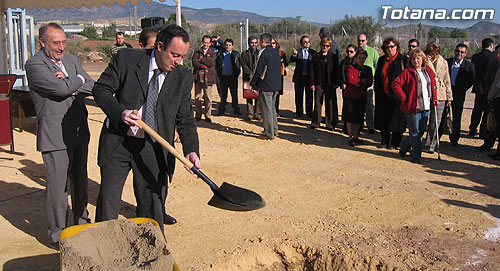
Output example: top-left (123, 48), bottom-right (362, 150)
top-left (192, 35), bottom-right (217, 122)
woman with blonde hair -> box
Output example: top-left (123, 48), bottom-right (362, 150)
top-left (392, 49), bottom-right (438, 163)
top-left (423, 42), bottom-right (452, 153)
top-left (309, 37), bottom-right (340, 130)
top-left (272, 38), bottom-right (288, 117)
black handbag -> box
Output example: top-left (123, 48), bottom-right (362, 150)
top-left (442, 106), bottom-right (453, 135)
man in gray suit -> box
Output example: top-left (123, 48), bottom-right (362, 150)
top-left (92, 24), bottom-right (200, 231)
top-left (25, 22), bottom-right (94, 249)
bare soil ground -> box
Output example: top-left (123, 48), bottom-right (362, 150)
top-left (1, 62), bottom-right (499, 271)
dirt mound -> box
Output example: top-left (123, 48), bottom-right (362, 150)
top-left (60, 220), bottom-right (174, 271)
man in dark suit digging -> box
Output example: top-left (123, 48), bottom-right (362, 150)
top-left (92, 24), bottom-right (201, 231)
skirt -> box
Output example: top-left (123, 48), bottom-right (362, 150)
top-left (343, 98), bottom-right (366, 124)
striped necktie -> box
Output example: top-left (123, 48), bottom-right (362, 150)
top-left (144, 68), bottom-right (161, 137)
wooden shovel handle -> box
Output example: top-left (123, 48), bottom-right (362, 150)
top-left (135, 119), bottom-right (194, 168)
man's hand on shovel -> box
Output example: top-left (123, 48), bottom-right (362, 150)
top-left (130, 110), bottom-right (201, 175)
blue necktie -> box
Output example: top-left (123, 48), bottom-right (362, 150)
top-left (144, 69), bottom-right (161, 137)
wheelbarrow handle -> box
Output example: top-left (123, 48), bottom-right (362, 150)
top-left (135, 118), bottom-right (220, 192)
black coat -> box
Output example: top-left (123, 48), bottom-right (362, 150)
top-left (446, 57), bottom-right (475, 100)
top-left (309, 51), bottom-right (340, 88)
top-left (374, 52), bottom-right (407, 132)
top-left (216, 50), bottom-right (241, 78)
top-left (471, 49), bottom-right (495, 95)
top-left (250, 45), bottom-right (282, 92)
top-left (290, 47), bottom-right (317, 84)
top-left (92, 48), bottom-right (199, 179)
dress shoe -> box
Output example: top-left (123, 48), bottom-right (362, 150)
top-left (295, 113), bottom-right (303, 118)
top-left (468, 130), bottom-right (476, 137)
top-left (411, 158), bottom-right (421, 164)
top-left (450, 141), bottom-right (458, 147)
top-left (205, 117), bottom-right (212, 123)
top-left (164, 214), bottom-right (177, 225)
top-left (258, 135), bottom-right (273, 140)
top-left (354, 138), bottom-right (365, 145)
top-left (215, 110), bottom-right (225, 116)
top-left (386, 145), bottom-right (395, 150)
top-left (325, 126), bottom-right (334, 131)
top-left (348, 139), bottom-right (357, 147)
top-left (376, 143), bottom-right (385, 148)
top-left (488, 153), bottom-right (500, 160)
top-left (48, 242), bottom-right (60, 251)
top-left (475, 144), bottom-right (492, 151)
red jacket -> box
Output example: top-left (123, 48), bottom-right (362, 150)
top-left (392, 66), bottom-right (438, 114)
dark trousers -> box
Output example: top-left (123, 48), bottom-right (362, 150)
top-left (493, 98), bottom-right (500, 153)
top-left (219, 75), bottom-right (239, 112)
top-left (42, 144), bottom-right (90, 243)
top-left (450, 91), bottom-right (466, 144)
top-left (275, 94), bottom-right (280, 115)
top-left (380, 129), bottom-right (403, 148)
top-left (311, 85), bottom-right (337, 128)
top-left (294, 76), bottom-right (313, 117)
top-left (96, 136), bottom-right (167, 232)
top-left (470, 93), bottom-right (489, 137)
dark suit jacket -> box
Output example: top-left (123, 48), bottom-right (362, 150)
top-left (446, 57), bottom-right (475, 99)
top-left (309, 51), bottom-right (340, 87)
top-left (290, 48), bottom-right (317, 84)
top-left (216, 50), bottom-right (241, 78)
top-left (92, 48), bottom-right (199, 179)
top-left (471, 49), bottom-right (496, 95)
top-left (250, 45), bottom-right (282, 92)
top-left (26, 50), bottom-right (94, 152)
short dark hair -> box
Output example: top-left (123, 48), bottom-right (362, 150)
top-left (496, 44), bottom-right (500, 51)
top-left (319, 27), bottom-right (330, 37)
top-left (456, 43), bottom-right (468, 50)
top-left (482, 38), bottom-right (494, 49)
top-left (139, 27), bottom-right (158, 47)
top-left (408, 39), bottom-right (419, 46)
top-left (39, 22), bottom-right (64, 42)
top-left (300, 35), bottom-right (309, 44)
top-left (156, 24), bottom-right (189, 49)
top-left (260, 33), bottom-right (272, 45)
top-left (224, 38), bottom-right (233, 45)
top-left (201, 35), bottom-right (211, 41)
top-left (382, 37), bottom-right (400, 54)
top-left (115, 31), bottom-right (125, 37)
top-left (248, 35), bottom-right (258, 44)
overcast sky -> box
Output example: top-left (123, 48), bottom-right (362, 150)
top-left (161, 0), bottom-right (498, 27)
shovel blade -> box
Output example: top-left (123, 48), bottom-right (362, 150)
top-left (207, 182), bottom-right (266, 211)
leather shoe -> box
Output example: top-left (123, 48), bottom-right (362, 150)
top-left (205, 117), bottom-right (212, 123)
top-left (215, 110), bottom-right (225, 116)
top-left (258, 135), bottom-right (273, 140)
top-left (475, 144), bottom-right (492, 151)
top-left (164, 214), bottom-right (177, 225)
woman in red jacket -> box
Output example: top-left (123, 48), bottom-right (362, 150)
top-left (392, 49), bottom-right (438, 163)
top-left (343, 49), bottom-right (373, 146)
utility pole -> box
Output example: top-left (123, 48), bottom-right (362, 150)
top-left (133, 6), bottom-right (137, 36)
top-left (245, 19), bottom-right (249, 50)
top-left (175, 0), bottom-right (181, 27)
top-left (239, 21), bottom-right (244, 52)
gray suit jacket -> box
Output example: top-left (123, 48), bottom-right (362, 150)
top-left (26, 50), bottom-right (94, 152)
top-left (92, 48), bottom-right (199, 180)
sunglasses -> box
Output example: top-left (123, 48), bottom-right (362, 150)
top-left (347, 50), bottom-right (355, 53)
top-left (409, 45), bottom-right (418, 48)
top-left (358, 39), bottom-right (366, 42)
top-left (455, 50), bottom-right (466, 54)
top-left (386, 45), bottom-right (397, 49)
top-left (303, 40), bottom-right (310, 43)
top-left (321, 44), bottom-right (331, 47)
top-left (271, 42), bottom-right (276, 44)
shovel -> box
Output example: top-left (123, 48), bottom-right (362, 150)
top-left (135, 118), bottom-right (265, 212)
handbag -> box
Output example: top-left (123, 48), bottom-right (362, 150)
top-left (487, 110), bottom-right (497, 132)
top-left (442, 106), bottom-right (453, 135)
top-left (243, 81), bottom-right (259, 99)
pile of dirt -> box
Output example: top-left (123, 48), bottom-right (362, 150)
top-left (60, 220), bottom-right (174, 271)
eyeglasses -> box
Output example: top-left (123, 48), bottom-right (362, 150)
top-left (357, 39), bottom-right (366, 42)
top-left (303, 40), bottom-right (310, 43)
top-left (409, 45), bottom-right (418, 48)
top-left (347, 50), bottom-right (355, 53)
top-left (455, 50), bottom-right (466, 54)
top-left (386, 45), bottom-right (397, 49)
top-left (321, 44), bottom-right (331, 48)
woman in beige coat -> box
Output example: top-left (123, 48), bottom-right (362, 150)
top-left (423, 42), bottom-right (453, 153)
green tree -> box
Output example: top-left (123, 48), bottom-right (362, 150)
top-left (102, 23), bottom-right (117, 38)
top-left (81, 26), bottom-right (97, 39)
top-left (166, 13), bottom-right (191, 30)
top-left (331, 15), bottom-right (385, 44)
top-left (450, 28), bottom-right (467, 38)
top-left (428, 27), bottom-right (450, 39)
